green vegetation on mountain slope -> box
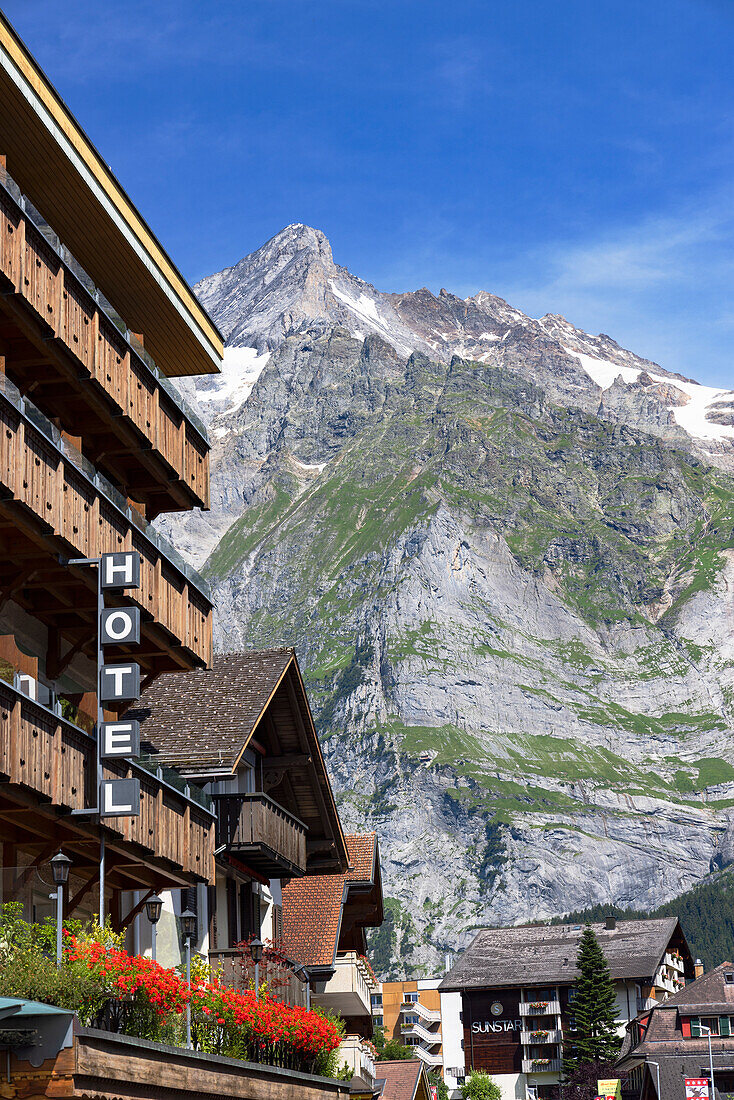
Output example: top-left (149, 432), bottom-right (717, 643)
top-left (201, 339), bottom-right (734, 966)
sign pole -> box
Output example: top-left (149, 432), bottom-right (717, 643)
top-left (97, 559), bottom-right (105, 927)
top-left (63, 552), bottom-right (142, 928)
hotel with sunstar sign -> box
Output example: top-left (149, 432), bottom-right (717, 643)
top-left (440, 918), bottom-right (695, 1100)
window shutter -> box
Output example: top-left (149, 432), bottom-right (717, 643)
top-left (691, 1017), bottom-right (701, 1038)
top-left (272, 903), bottom-right (283, 944)
top-left (226, 878), bottom-right (238, 946)
top-left (720, 1016), bottom-right (731, 1037)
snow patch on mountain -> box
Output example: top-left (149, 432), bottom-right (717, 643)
top-left (565, 347), bottom-right (734, 442)
top-left (195, 346), bottom-right (271, 418)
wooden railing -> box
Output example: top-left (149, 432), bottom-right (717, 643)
top-left (213, 794), bottom-right (307, 877)
top-left (0, 175), bottom-right (210, 511)
top-left (0, 379), bottom-right (212, 667)
top-left (0, 679), bottom-right (214, 880)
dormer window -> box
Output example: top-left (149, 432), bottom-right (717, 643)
top-left (725, 973), bottom-right (734, 985)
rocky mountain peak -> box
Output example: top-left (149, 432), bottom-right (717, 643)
top-left (162, 224), bottom-right (734, 976)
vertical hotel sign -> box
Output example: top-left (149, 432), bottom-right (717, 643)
top-left (98, 552), bottom-right (141, 816)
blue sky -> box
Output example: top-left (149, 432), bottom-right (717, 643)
top-left (4, 0), bottom-right (734, 384)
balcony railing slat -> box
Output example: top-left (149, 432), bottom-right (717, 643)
top-left (0, 380), bottom-right (212, 667)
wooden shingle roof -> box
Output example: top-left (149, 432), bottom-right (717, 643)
top-left (440, 918), bottom-right (686, 991)
top-left (132, 649), bottom-right (294, 771)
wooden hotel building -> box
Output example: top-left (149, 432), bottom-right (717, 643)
top-left (0, 9), bottom-right (222, 926)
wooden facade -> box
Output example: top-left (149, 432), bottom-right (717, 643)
top-left (0, 177), bottom-right (209, 517)
top-left (0, 13), bottom-right (223, 380)
top-left (0, 11), bottom-right (218, 921)
top-left (0, 380), bottom-right (212, 674)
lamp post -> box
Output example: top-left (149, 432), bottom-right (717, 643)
top-left (701, 1026), bottom-right (716, 1099)
top-left (648, 1059), bottom-right (661, 1099)
top-left (145, 894), bottom-right (163, 962)
top-left (249, 938), bottom-right (264, 1000)
top-left (180, 909), bottom-right (197, 1050)
top-left (293, 963), bottom-right (311, 1010)
top-left (50, 852), bottom-right (72, 966)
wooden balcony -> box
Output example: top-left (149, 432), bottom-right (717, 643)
top-left (0, 171), bottom-right (210, 517)
top-left (0, 375), bottom-right (212, 674)
top-left (0, 676), bottom-right (215, 887)
top-left (213, 794), bottom-right (307, 878)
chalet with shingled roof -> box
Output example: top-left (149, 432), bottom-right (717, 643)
top-left (131, 649), bottom-right (351, 980)
top-left (440, 917), bottom-right (694, 1100)
top-left (618, 961), bottom-right (734, 1100)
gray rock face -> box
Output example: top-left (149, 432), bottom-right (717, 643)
top-left (164, 226), bottom-right (734, 976)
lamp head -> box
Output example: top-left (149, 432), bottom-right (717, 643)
top-left (145, 894), bottom-right (163, 925)
top-left (50, 851), bottom-right (72, 885)
top-left (180, 909), bottom-right (197, 941)
top-left (249, 937), bottom-right (264, 964)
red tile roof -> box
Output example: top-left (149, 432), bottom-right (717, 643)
top-left (375, 1060), bottom-right (428, 1100)
top-left (281, 834), bottom-right (380, 968)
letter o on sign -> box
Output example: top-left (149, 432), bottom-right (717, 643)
top-left (100, 606), bottom-right (140, 646)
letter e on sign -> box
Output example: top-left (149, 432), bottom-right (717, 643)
top-left (101, 778), bottom-right (140, 818)
top-left (101, 552), bottom-right (140, 591)
top-left (100, 607), bottom-right (140, 646)
top-left (101, 720), bottom-right (140, 759)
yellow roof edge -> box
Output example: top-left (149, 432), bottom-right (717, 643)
top-left (0, 12), bottom-right (224, 366)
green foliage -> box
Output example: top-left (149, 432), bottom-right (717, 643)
top-left (551, 1060), bottom-right (625, 1100)
top-left (428, 1071), bottom-right (450, 1100)
top-left (460, 1071), bottom-right (502, 1099)
top-left (565, 925), bottom-right (622, 1069)
top-left (373, 1018), bottom-right (413, 1061)
top-left (313, 1009), bottom-right (353, 1080)
top-left (368, 897), bottom-right (420, 979)
top-left (0, 903), bottom-right (119, 1024)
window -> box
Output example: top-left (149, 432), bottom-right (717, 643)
top-left (568, 988), bottom-right (577, 1003)
top-left (374, 1015), bottom-right (384, 1027)
top-left (405, 992), bottom-right (419, 1003)
top-left (371, 994), bottom-right (383, 1009)
top-left (568, 1015), bottom-right (578, 1032)
top-left (405, 1015), bottom-right (419, 1025)
top-left (702, 1017), bottom-right (720, 1036)
top-left (726, 974), bottom-right (734, 985)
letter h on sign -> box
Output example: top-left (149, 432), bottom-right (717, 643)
top-left (101, 552), bottom-right (140, 590)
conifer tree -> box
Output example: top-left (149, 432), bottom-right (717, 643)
top-left (565, 924), bottom-right (622, 1070)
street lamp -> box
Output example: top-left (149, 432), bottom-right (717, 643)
top-left (700, 1025), bottom-right (716, 1099)
top-left (145, 895), bottom-right (163, 962)
top-left (180, 909), bottom-right (197, 1050)
top-left (49, 852), bottom-right (72, 966)
top-left (249, 938), bottom-right (264, 1000)
top-left (293, 963), bottom-right (311, 1010)
top-left (648, 1059), bottom-right (661, 1099)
